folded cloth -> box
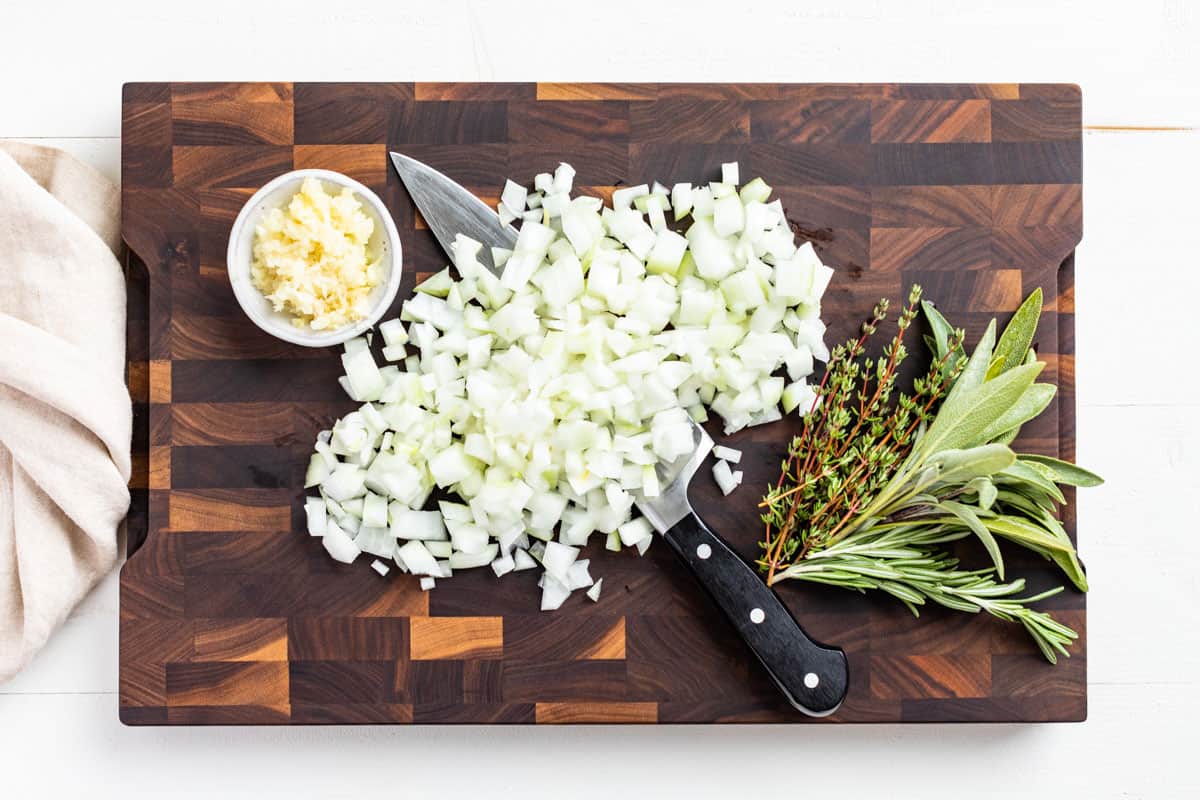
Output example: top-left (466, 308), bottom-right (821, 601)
top-left (0, 142), bottom-right (131, 683)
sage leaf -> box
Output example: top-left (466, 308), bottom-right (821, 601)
top-left (941, 499), bottom-right (1005, 578)
top-left (998, 460), bottom-right (1066, 504)
top-left (991, 427), bottom-right (1020, 446)
top-left (979, 382), bottom-right (1057, 443)
top-left (921, 300), bottom-right (954, 362)
top-left (990, 287), bottom-right (1043, 378)
top-left (967, 477), bottom-right (998, 510)
top-left (1048, 547), bottom-right (1089, 591)
top-left (1018, 454), bottom-right (1105, 488)
top-left (941, 319), bottom-right (997, 416)
top-left (985, 515), bottom-right (1073, 555)
top-left (929, 444), bottom-right (1016, 484)
top-left (994, 489), bottom-right (1051, 520)
top-left (917, 361), bottom-right (1043, 456)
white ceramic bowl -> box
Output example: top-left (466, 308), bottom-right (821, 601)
top-left (226, 169), bottom-right (402, 348)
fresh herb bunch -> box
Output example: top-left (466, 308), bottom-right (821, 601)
top-left (760, 286), bottom-right (1102, 663)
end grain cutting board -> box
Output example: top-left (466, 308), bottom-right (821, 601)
top-left (120, 82), bottom-right (1084, 724)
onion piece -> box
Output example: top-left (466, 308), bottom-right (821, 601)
top-left (513, 548), bottom-right (538, 571)
top-left (617, 517), bottom-right (652, 547)
top-left (635, 535), bottom-right (653, 556)
top-left (305, 454), bottom-right (331, 488)
top-left (450, 544), bottom-right (499, 569)
top-left (322, 463), bottom-right (367, 503)
top-left (713, 459), bottom-right (740, 496)
top-left (322, 521), bottom-right (360, 564)
top-left (712, 445), bottom-right (742, 463)
top-left (566, 559), bottom-right (594, 590)
top-left (491, 553), bottom-right (515, 577)
top-left (396, 540), bottom-right (439, 576)
top-left (500, 179), bottom-right (528, 218)
top-left (540, 573), bottom-right (572, 611)
top-left (355, 526), bottom-right (396, 558)
top-left (362, 492), bottom-right (389, 528)
top-left (390, 506), bottom-right (447, 541)
top-left (425, 540), bottom-right (452, 559)
top-left (541, 541), bottom-right (579, 582)
top-left (305, 496), bottom-right (327, 537)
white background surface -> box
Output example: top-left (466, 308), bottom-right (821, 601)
top-left (2, 1), bottom-right (1197, 797)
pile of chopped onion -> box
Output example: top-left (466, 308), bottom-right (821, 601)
top-left (303, 162), bottom-right (833, 610)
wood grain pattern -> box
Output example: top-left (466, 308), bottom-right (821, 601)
top-left (535, 702), bottom-right (658, 724)
top-left (410, 617), bottom-right (503, 660)
top-left (871, 100), bottom-right (991, 143)
top-left (193, 618), bottom-right (288, 661)
top-left (120, 82), bottom-right (1084, 725)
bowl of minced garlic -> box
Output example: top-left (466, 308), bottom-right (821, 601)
top-left (227, 170), bottom-right (402, 347)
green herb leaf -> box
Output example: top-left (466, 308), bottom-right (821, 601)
top-left (990, 427), bottom-right (1020, 446)
top-left (929, 444), bottom-right (1016, 485)
top-left (990, 288), bottom-right (1043, 378)
top-left (966, 477), bottom-right (998, 510)
top-left (994, 489), bottom-right (1048, 519)
top-left (917, 361), bottom-right (1043, 457)
top-left (941, 500), bottom-right (1005, 578)
top-left (979, 382), bottom-right (1057, 443)
top-left (1000, 459), bottom-right (1066, 504)
top-left (1047, 548), bottom-right (1089, 592)
top-left (984, 515), bottom-right (1073, 555)
top-left (921, 300), bottom-right (954, 362)
top-left (1018, 454), bottom-right (1105, 488)
top-left (942, 319), bottom-right (997, 410)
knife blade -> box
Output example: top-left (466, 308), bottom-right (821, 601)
top-left (390, 152), bottom-right (517, 276)
top-left (634, 418), bottom-right (848, 717)
top-left (390, 152), bottom-right (848, 717)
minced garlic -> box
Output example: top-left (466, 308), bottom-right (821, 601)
top-left (250, 177), bottom-right (382, 331)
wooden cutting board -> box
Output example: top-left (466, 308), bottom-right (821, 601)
top-left (119, 82), bottom-right (1084, 724)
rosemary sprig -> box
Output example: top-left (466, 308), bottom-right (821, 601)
top-left (773, 526), bottom-right (1078, 663)
top-left (760, 286), bottom-right (1102, 662)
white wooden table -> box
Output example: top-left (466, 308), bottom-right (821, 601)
top-left (2, 1), bottom-right (1196, 796)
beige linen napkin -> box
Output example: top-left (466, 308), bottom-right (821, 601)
top-left (0, 142), bottom-right (131, 682)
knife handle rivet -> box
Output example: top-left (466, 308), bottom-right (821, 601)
top-left (749, 607), bottom-right (765, 624)
top-left (696, 543), bottom-right (712, 560)
top-left (804, 672), bottom-right (820, 689)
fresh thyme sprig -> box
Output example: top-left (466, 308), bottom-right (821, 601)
top-left (760, 286), bottom-right (1102, 662)
top-left (759, 286), bottom-right (964, 580)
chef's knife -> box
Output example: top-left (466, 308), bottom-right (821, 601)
top-left (634, 418), bottom-right (847, 716)
top-left (391, 152), bottom-right (517, 273)
top-left (390, 151), bottom-right (849, 717)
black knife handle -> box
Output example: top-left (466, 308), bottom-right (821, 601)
top-left (663, 511), bottom-right (848, 717)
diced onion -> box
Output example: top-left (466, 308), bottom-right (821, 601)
top-left (513, 548), bottom-right (538, 571)
top-left (305, 497), bottom-right (327, 537)
top-left (322, 521), bottom-right (361, 563)
top-left (541, 573), bottom-right (572, 611)
top-left (713, 459), bottom-right (740, 496)
top-left (712, 445), bottom-right (742, 463)
top-left (304, 160), bottom-right (834, 609)
top-left (586, 578), bottom-right (603, 602)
